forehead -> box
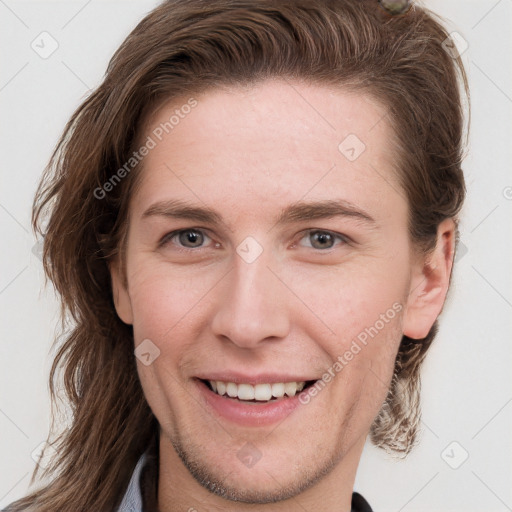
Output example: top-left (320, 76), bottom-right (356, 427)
top-left (130, 79), bottom-right (405, 226)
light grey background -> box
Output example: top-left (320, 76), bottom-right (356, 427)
top-left (1, 1), bottom-right (511, 510)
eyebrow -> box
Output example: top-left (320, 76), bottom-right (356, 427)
top-left (141, 198), bottom-right (376, 227)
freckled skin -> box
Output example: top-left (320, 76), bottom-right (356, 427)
top-left (110, 79), bottom-right (454, 511)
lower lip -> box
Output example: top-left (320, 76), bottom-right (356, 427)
top-left (196, 379), bottom-right (307, 427)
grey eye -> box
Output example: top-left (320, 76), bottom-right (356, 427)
top-left (310, 231), bottom-right (334, 249)
top-left (178, 229), bottom-right (206, 248)
top-left (302, 230), bottom-right (343, 250)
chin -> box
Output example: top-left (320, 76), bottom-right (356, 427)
top-left (169, 429), bottom-right (342, 504)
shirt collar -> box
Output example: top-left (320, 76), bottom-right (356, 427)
top-left (117, 451), bottom-right (148, 512)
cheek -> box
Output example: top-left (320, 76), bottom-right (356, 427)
top-left (127, 261), bottom-right (217, 342)
top-left (327, 315), bottom-right (403, 433)
top-left (281, 256), bottom-right (408, 343)
top-left (287, 261), bottom-right (406, 412)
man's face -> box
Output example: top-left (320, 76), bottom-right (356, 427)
top-left (113, 80), bottom-right (421, 503)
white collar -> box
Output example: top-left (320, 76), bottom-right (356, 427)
top-left (117, 451), bottom-right (148, 512)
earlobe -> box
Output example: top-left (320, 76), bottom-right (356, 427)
top-left (403, 218), bottom-right (456, 340)
top-left (109, 258), bottom-right (134, 325)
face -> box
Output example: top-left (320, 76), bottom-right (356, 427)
top-left (111, 79), bottom-right (447, 505)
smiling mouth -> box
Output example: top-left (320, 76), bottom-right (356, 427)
top-left (200, 379), bottom-right (317, 402)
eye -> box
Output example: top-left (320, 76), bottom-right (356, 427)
top-left (159, 228), bottom-right (349, 253)
top-left (297, 229), bottom-right (349, 250)
top-left (160, 228), bottom-right (214, 250)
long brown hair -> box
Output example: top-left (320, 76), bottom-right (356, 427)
top-left (5, 0), bottom-right (469, 510)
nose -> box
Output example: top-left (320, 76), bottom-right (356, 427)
top-left (210, 245), bottom-right (291, 349)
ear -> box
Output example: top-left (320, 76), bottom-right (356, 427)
top-left (403, 218), bottom-right (456, 339)
top-left (109, 258), bottom-right (134, 325)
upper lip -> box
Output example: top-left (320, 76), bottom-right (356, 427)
top-left (195, 372), bottom-right (318, 385)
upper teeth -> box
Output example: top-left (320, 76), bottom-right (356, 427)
top-left (208, 380), bottom-right (306, 401)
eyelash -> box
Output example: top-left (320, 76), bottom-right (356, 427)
top-left (159, 228), bottom-right (350, 253)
